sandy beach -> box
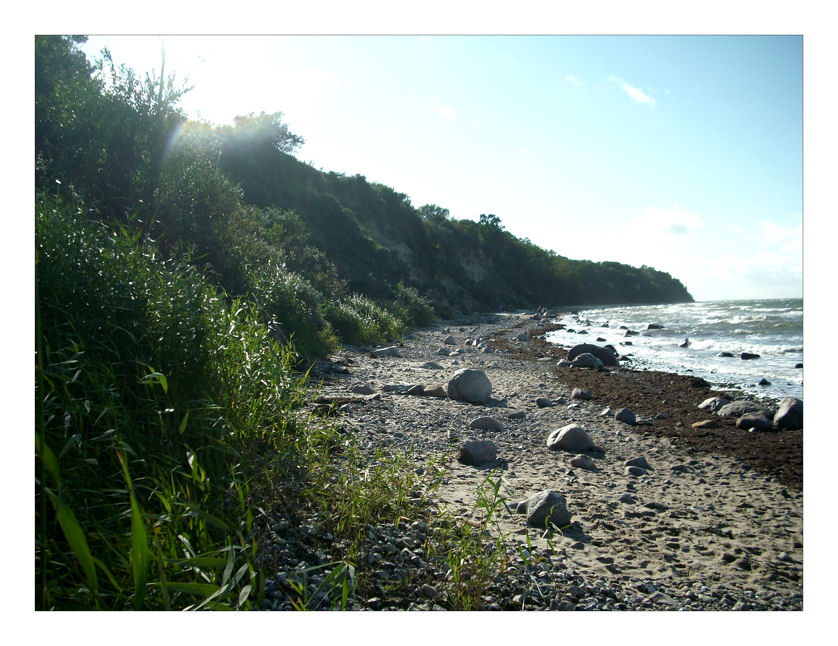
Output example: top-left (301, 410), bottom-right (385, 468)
top-left (268, 310), bottom-right (803, 610)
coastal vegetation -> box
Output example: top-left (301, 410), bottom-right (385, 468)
top-left (34, 36), bottom-right (693, 610)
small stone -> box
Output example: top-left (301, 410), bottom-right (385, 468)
top-left (571, 388), bottom-right (592, 401)
top-left (525, 490), bottom-right (572, 528)
top-left (649, 591), bottom-right (677, 606)
top-left (536, 397), bottom-right (554, 408)
top-left (624, 465), bottom-right (647, 477)
top-left (421, 584), bottom-right (439, 599)
top-left (469, 416), bottom-right (504, 432)
top-left (570, 454), bottom-right (596, 470)
top-left (457, 439), bottom-right (498, 466)
top-left (624, 456), bottom-right (652, 471)
top-left (615, 408), bottom-right (636, 425)
top-left (373, 346), bottom-right (401, 358)
top-left (423, 384), bottom-right (447, 398)
top-left (546, 424), bottom-right (595, 452)
top-left (698, 396), bottom-right (729, 412)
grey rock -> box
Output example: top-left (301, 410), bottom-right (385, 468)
top-left (443, 335), bottom-right (457, 345)
top-left (649, 591), bottom-right (677, 606)
top-left (469, 416), bottom-right (504, 432)
top-left (736, 412), bottom-right (773, 432)
top-left (516, 332), bottom-right (531, 343)
top-left (447, 368), bottom-right (492, 404)
top-left (740, 352), bottom-right (761, 360)
top-left (373, 346), bottom-right (401, 357)
top-left (625, 456), bottom-right (652, 471)
top-left (420, 361), bottom-right (444, 370)
top-left (617, 493), bottom-right (635, 504)
top-left (624, 466), bottom-right (648, 477)
top-left (571, 388), bottom-right (592, 401)
top-left (421, 584), bottom-right (439, 599)
top-left (382, 383), bottom-right (422, 395)
top-left (524, 491), bottom-right (572, 529)
top-left (774, 397), bottom-right (803, 430)
top-left (536, 397), bottom-right (554, 408)
top-left (567, 342), bottom-right (616, 364)
top-left (717, 400), bottom-right (769, 418)
top-left (615, 408), bottom-right (637, 425)
top-left (457, 439), bottom-right (498, 466)
top-left (570, 353), bottom-right (605, 370)
top-left (570, 454), bottom-right (596, 470)
top-left (508, 410), bottom-right (526, 420)
top-left (423, 384), bottom-right (447, 398)
top-left (546, 424), bottom-right (595, 452)
top-left (512, 500), bottom-right (528, 514)
top-left (351, 384), bottom-right (375, 395)
top-left (436, 347), bottom-right (451, 356)
top-left (699, 396), bottom-right (729, 413)
top-left (557, 359), bottom-right (573, 368)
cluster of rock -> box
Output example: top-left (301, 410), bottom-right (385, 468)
top-left (697, 395), bottom-right (803, 432)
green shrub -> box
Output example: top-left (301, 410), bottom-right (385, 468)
top-left (323, 293), bottom-right (402, 346)
top-left (390, 282), bottom-right (436, 328)
top-left (248, 263), bottom-right (336, 358)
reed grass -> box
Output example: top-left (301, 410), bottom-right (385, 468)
top-left (36, 196), bottom-right (308, 609)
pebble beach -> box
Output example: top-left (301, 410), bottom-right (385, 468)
top-left (258, 310), bottom-right (804, 611)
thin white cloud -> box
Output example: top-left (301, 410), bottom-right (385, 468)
top-left (565, 75), bottom-right (582, 87)
top-left (638, 204), bottom-right (703, 236)
top-left (608, 76), bottom-right (656, 107)
top-left (431, 92), bottom-right (457, 119)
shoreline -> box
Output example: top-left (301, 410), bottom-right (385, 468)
top-left (264, 310), bottom-right (803, 610)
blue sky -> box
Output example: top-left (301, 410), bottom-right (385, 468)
top-left (79, 33), bottom-right (802, 301)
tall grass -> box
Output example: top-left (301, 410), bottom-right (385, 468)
top-left (35, 196), bottom-right (309, 609)
top-left (323, 293), bottom-right (403, 347)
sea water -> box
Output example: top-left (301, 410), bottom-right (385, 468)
top-left (544, 298), bottom-right (803, 402)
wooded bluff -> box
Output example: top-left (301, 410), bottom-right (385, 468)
top-left (36, 36), bottom-right (692, 358)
